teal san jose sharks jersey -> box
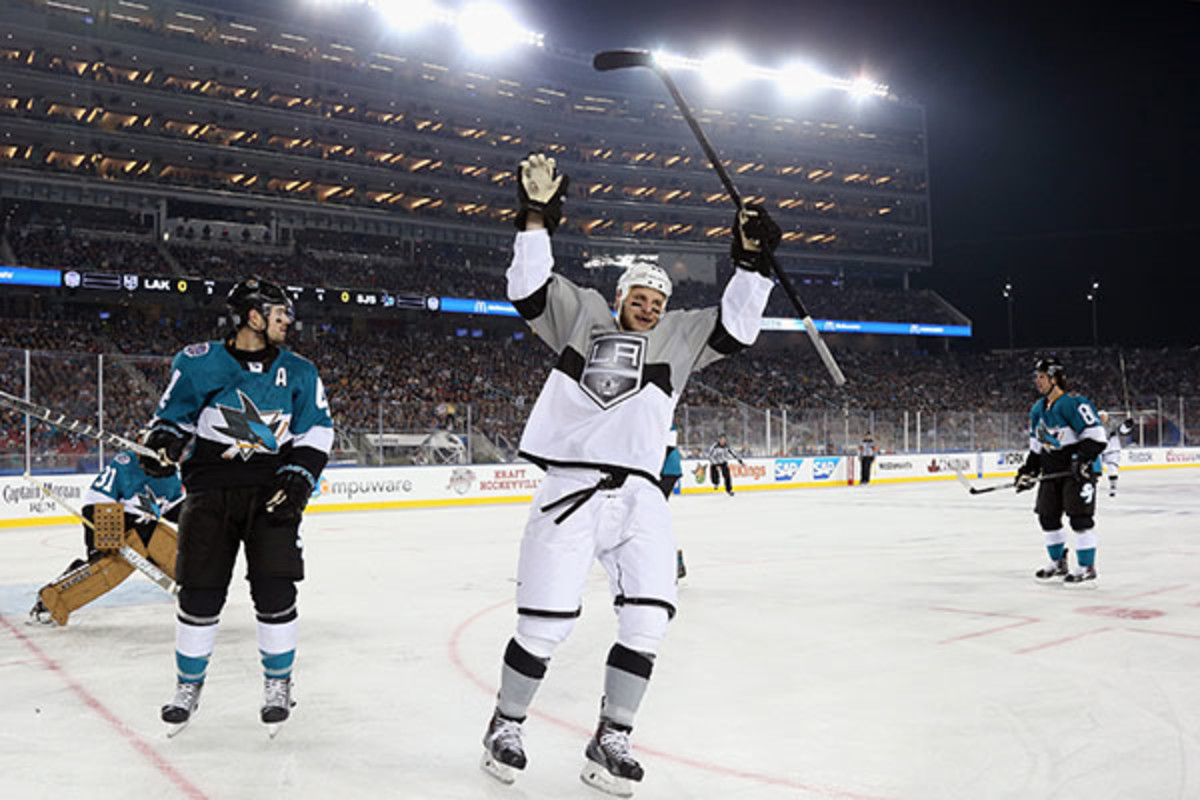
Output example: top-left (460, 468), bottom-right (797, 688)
top-left (1028, 392), bottom-right (1107, 472)
top-left (149, 341), bottom-right (333, 490)
top-left (84, 450), bottom-right (184, 524)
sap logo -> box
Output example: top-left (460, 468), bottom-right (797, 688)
top-left (995, 451), bottom-right (1025, 466)
top-left (813, 458), bottom-right (838, 480)
top-left (774, 458), bottom-right (804, 481)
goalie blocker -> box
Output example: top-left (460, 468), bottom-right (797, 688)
top-left (38, 503), bottom-right (178, 626)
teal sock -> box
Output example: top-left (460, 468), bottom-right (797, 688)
top-left (261, 649), bottom-right (295, 680)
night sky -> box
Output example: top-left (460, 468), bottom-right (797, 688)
top-left (518, 0), bottom-right (1200, 350)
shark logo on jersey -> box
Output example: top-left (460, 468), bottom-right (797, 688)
top-left (579, 334), bottom-right (644, 409)
top-left (1036, 421), bottom-right (1064, 451)
top-left (212, 390), bottom-right (289, 460)
top-left (131, 487), bottom-right (168, 523)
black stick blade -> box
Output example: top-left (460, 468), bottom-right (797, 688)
top-left (593, 50), bottom-right (654, 72)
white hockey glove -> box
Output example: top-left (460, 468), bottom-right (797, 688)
top-left (515, 153), bottom-right (569, 234)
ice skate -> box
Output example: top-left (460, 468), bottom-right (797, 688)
top-left (27, 598), bottom-right (55, 626)
top-left (481, 711), bottom-right (526, 784)
top-left (580, 719), bottom-right (643, 797)
top-left (676, 550), bottom-right (687, 581)
top-left (162, 680), bottom-right (203, 737)
top-left (1035, 548), bottom-right (1069, 580)
top-left (262, 676), bottom-right (295, 738)
top-left (1063, 565), bottom-right (1097, 584)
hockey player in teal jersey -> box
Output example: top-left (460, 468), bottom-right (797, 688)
top-left (143, 277), bottom-right (333, 735)
top-left (28, 443), bottom-right (184, 625)
top-left (1014, 357), bottom-right (1108, 583)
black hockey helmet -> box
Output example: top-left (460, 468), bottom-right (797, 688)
top-left (1034, 356), bottom-right (1064, 378)
top-left (227, 277), bottom-right (294, 329)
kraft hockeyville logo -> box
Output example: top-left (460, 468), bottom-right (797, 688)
top-left (580, 333), bottom-right (644, 409)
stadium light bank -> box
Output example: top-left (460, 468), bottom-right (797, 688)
top-left (318, 0), bottom-right (545, 51)
top-left (312, 0), bottom-right (890, 99)
top-left (655, 49), bottom-right (889, 100)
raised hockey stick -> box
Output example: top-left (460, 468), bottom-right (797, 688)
top-left (23, 474), bottom-right (177, 595)
top-left (1117, 351), bottom-right (1133, 418)
top-left (0, 387), bottom-right (168, 464)
top-left (593, 49), bottom-right (847, 387)
top-left (953, 468), bottom-right (1072, 495)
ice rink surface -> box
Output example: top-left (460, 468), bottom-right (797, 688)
top-left (2, 470), bottom-right (1198, 800)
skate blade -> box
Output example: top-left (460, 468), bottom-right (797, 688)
top-left (165, 719), bottom-right (191, 738)
top-left (480, 751), bottom-right (517, 785)
top-left (580, 759), bottom-right (635, 798)
top-left (266, 721), bottom-right (286, 739)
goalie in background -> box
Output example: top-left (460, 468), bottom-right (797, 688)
top-left (29, 438), bottom-right (184, 626)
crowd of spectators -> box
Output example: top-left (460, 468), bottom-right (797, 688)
top-left (1, 303), bottom-right (1195, 470)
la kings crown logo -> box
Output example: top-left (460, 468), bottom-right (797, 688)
top-left (580, 333), bottom-right (644, 409)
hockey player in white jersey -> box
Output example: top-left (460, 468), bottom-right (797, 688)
top-left (1097, 410), bottom-right (1134, 497)
top-left (480, 154), bottom-right (779, 796)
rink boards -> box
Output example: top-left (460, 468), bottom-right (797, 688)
top-left (2, 446), bottom-right (1197, 527)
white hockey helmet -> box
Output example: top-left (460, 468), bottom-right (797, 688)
top-left (615, 263), bottom-right (672, 310)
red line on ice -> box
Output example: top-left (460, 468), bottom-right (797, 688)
top-left (929, 606), bottom-right (1041, 644)
top-left (448, 597), bottom-right (896, 800)
top-left (0, 615), bottom-right (208, 800)
top-left (1013, 626), bottom-right (1115, 654)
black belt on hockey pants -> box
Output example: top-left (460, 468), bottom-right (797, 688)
top-left (540, 471), bottom-right (630, 525)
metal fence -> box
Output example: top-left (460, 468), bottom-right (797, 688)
top-left (1, 348), bottom-right (1194, 473)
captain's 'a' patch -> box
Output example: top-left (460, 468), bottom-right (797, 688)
top-left (579, 333), bottom-right (644, 409)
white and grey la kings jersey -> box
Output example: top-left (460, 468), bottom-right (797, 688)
top-left (508, 229), bottom-right (773, 481)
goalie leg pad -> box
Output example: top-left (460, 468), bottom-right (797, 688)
top-left (126, 522), bottom-right (178, 581)
top-left (92, 502), bottom-right (126, 552)
top-left (38, 555), bottom-right (135, 626)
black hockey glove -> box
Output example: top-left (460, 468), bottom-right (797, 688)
top-left (1014, 452), bottom-right (1040, 493)
top-left (1070, 454), bottom-right (1098, 484)
top-left (515, 153), bottom-right (569, 235)
top-left (731, 203), bottom-right (782, 277)
top-left (139, 425), bottom-right (187, 478)
top-left (264, 464), bottom-right (316, 522)
top-left (1118, 419), bottom-right (1134, 437)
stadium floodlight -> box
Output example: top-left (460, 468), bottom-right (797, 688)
top-left (849, 74), bottom-right (878, 100)
top-left (456, 2), bottom-right (541, 54)
top-left (648, 47), bottom-right (888, 100)
top-left (376, 0), bottom-right (437, 32)
top-left (701, 49), bottom-right (753, 91)
top-left (779, 61), bottom-right (824, 96)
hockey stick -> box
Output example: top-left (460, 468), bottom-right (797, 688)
top-left (953, 468), bottom-right (1072, 495)
top-left (0, 387), bottom-right (168, 464)
top-left (1117, 351), bottom-right (1133, 418)
top-left (593, 49), bottom-right (847, 387)
top-left (23, 474), bottom-right (177, 595)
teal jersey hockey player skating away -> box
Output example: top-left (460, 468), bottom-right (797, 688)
top-left (148, 340), bottom-right (334, 492)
